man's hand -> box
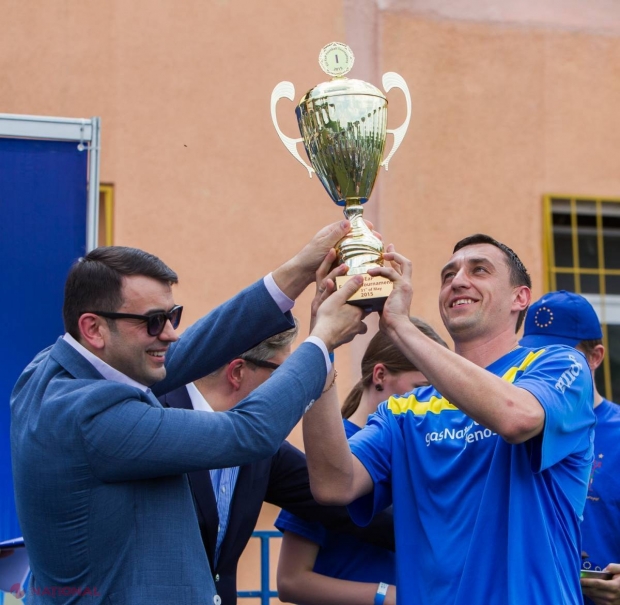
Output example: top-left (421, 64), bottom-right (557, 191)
top-left (309, 248), bottom-right (348, 333)
top-left (581, 564), bottom-right (620, 605)
top-left (310, 274), bottom-right (367, 351)
top-left (272, 221), bottom-right (351, 301)
top-left (367, 245), bottom-right (413, 331)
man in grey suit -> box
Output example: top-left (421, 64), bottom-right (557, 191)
top-left (10, 220), bottom-right (368, 605)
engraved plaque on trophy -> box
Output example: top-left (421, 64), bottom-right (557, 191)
top-left (271, 42), bottom-right (411, 311)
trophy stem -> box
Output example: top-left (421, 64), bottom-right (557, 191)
top-left (337, 199), bottom-right (384, 275)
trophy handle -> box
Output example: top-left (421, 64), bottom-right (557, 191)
top-left (270, 82), bottom-right (315, 178)
top-left (380, 72), bottom-right (412, 171)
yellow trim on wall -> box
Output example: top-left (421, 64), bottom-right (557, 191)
top-left (99, 184), bottom-right (114, 247)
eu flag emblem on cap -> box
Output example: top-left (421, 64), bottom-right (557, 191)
top-left (520, 290), bottom-right (602, 348)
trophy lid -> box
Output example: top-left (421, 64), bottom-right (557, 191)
top-left (299, 78), bottom-right (386, 105)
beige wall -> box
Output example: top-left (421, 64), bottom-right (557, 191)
top-left (4, 0), bottom-right (620, 600)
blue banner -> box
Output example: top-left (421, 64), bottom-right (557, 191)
top-left (0, 138), bottom-right (88, 540)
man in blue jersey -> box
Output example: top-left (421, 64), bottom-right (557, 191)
top-left (520, 290), bottom-right (620, 605)
top-left (303, 235), bottom-right (596, 605)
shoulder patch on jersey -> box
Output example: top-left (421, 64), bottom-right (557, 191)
top-left (501, 349), bottom-right (545, 384)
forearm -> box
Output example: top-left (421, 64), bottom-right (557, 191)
top-left (85, 344), bottom-right (326, 481)
top-left (302, 381), bottom-right (359, 505)
top-left (279, 572), bottom-right (395, 605)
top-left (385, 318), bottom-right (544, 442)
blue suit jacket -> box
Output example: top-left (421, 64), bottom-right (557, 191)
top-left (160, 386), bottom-right (395, 605)
top-left (10, 280), bottom-right (326, 604)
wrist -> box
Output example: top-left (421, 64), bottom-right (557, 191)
top-left (384, 584), bottom-right (396, 605)
top-left (273, 257), bottom-right (314, 301)
top-left (309, 324), bottom-right (336, 352)
top-left (384, 313), bottom-right (410, 339)
top-left (322, 369), bottom-right (338, 394)
top-left (374, 582), bottom-right (389, 605)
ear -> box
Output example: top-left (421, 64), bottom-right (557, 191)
top-left (513, 285), bottom-right (531, 313)
top-left (372, 363), bottom-right (387, 389)
top-left (225, 359), bottom-right (245, 391)
top-left (585, 344), bottom-right (605, 373)
top-left (77, 314), bottom-right (107, 351)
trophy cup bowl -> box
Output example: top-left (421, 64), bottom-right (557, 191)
top-left (271, 43), bottom-right (411, 311)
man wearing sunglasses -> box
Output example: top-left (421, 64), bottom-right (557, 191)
top-left (10, 220), bottom-right (368, 605)
top-left (159, 321), bottom-right (394, 605)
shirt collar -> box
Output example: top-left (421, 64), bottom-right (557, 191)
top-left (63, 333), bottom-right (151, 393)
top-left (185, 382), bottom-right (214, 412)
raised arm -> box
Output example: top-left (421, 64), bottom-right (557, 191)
top-left (302, 378), bottom-right (374, 505)
top-left (272, 220), bottom-right (353, 301)
top-left (301, 256), bottom-right (375, 506)
top-left (368, 248), bottom-right (545, 444)
top-left (80, 275), bottom-right (368, 482)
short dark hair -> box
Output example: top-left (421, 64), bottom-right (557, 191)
top-left (453, 234), bottom-right (532, 332)
top-left (63, 246), bottom-right (178, 340)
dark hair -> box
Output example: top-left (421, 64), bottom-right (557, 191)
top-left (452, 234), bottom-right (532, 333)
top-left (63, 246), bottom-right (178, 340)
top-left (341, 318), bottom-right (448, 419)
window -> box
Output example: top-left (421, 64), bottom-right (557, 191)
top-left (99, 184), bottom-right (114, 246)
top-left (544, 195), bottom-right (620, 402)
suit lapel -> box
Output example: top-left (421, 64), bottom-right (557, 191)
top-left (161, 386), bottom-right (219, 566)
top-left (51, 337), bottom-right (166, 408)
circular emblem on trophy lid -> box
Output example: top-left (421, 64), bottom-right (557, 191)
top-left (318, 42), bottom-right (355, 77)
top-left (534, 306), bottom-right (554, 329)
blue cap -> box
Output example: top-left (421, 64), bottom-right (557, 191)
top-left (520, 290), bottom-right (602, 348)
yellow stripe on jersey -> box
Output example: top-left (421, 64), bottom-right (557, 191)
top-left (387, 393), bottom-right (458, 416)
top-left (387, 348), bottom-right (547, 417)
top-left (500, 349), bottom-right (545, 384)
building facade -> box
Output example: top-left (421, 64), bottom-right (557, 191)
top-left (2, 0), bottom-right (620, 600)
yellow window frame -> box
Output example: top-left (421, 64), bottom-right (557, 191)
top-left (543, 194), bottom-right (619, 400)
top-left (99, 184), bottom-right (114, 247)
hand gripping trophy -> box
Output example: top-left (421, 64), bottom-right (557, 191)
top-left (271, 42), bottom-right (411, 311)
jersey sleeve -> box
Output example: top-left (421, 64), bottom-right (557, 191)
top-left (347, 404), bottom-right (394, 527)
top-left (274, 509), bottom-right (327, 548)
top-left (515, 346), bottom-right (595, 472)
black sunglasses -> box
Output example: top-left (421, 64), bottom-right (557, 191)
top-left (242, 356), bottom-right (280, 372)
top-left (85, 305), bottom-right (183, 337)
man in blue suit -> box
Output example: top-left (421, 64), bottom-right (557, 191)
top-left (10, 220), bottom-right (368, 605)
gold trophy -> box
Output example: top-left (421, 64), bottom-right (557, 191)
top-left (271, 42), bottom-right (411, 311)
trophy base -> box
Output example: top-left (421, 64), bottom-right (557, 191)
top-left (335, 274), bottom-right (393, 312)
